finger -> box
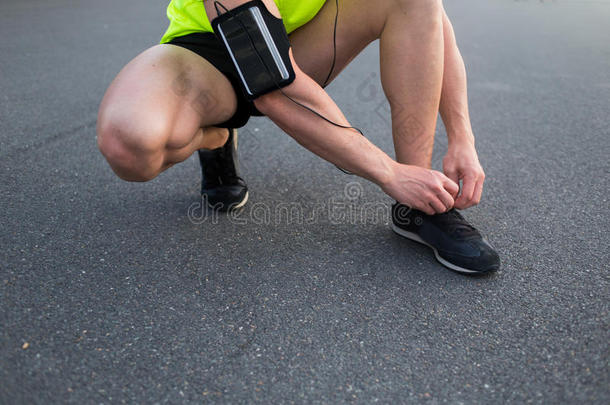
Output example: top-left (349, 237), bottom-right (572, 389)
top-left (444, 167), bottom-right (460, 188)
top-left (416, 201), bottom-right (436, 215)
top-left (422, 204), bottom-right (436, 215)
top-left (429, 198), bottom-right (448, 215)
top-left (456, 175), bottom-right (476, 208)
top-left (472, 178), bottom-right (484, 206)
top-left (443, 177), bottom-right (460, 199)
top-left (438, 188), bottom-right (455, 212)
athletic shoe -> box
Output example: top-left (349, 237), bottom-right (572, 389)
top-left (391, 202), bottom-right (500, 274)
top-left (198, 128), bottom-right (248, 211)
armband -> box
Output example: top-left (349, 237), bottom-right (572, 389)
top-left (211, 0), bottom-right (296, 100)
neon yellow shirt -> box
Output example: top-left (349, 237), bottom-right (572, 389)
top-left (160, 0), bottom-right (327, 44)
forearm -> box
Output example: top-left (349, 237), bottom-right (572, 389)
top-left (255, 63), bottom-right (395, 187)
top-left (439, 11), bottom-right (475, 146)
top-left (206, 0), bottom-right (395, 186)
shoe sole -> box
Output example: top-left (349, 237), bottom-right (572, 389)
top-left (391, 223), bottom-right (489, 275)
top-left (206, 191), bottom-right (249, 211)
top-left (231, 191), bottom-right (249, 210)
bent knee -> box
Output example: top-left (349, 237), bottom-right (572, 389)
top-left (252, 90), bottom-right (286, 116)
top-left (97, 109), bottom-right (168, 182)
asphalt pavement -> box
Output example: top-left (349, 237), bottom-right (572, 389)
top-left (1, 0), bottom-right (608, 403)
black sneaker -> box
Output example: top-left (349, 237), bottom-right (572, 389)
top-left (391, 203), bottom-right (500, 274)
top-left (198, 128), bottom-right (248, 211)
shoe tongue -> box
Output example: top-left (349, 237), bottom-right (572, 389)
top-left (438, 210), bottom-right (480, 239)
top-left (218, 152), bottom-right (238, 181)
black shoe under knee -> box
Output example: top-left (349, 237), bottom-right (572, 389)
top-left (198, 128), bottom-right (248, 211)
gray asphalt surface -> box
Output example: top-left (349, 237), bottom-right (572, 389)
top-left (1, 0), bottom-right (609, 403)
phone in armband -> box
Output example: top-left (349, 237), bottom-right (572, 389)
top-left (211, 0), bottom-right (296, 100)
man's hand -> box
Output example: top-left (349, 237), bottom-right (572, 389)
top-left (442, 139), bottom-right (485, 210)
top-left (382, 163), bottom-right (459, 215)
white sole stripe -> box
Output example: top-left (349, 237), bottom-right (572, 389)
top-left (391, 223), bottom-right (483, 274)
top-left (206, 191), bottom-right (249, 211)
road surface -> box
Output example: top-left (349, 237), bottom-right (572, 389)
top-left (1, 0), bottom-right (608, 403)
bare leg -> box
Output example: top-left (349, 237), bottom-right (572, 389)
top-left (439, 10), bottom-right (474, 143)
top-left (291, 0), bottom-right (448, 169)
top-left (97, 44), bottom-right (238, 181)
top-left (380, 0), bottom-right (444, 168)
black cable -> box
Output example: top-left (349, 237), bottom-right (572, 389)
top-left (213, 1), bottom-right (224, 15)
top-left (212, 0), bottom-right (360, 174)
top-left (277, 87), bottom-right (363, 136)
top-left (322, 0), bottom-right (339, 88)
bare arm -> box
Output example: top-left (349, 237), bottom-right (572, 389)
top-left (255, 55), bottom-right (458, 215)
top-left (254, 56), bottom-right (395, 186)
top-left (207, 0), bottom-right (459, 214)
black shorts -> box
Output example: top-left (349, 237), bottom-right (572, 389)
top-left (166, 32), bottom-right (264, 129)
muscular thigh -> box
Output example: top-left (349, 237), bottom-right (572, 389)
top-left (99, 44), bottom-right (238, 150)
top-left (289, 0), bottom-right (392, 86)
